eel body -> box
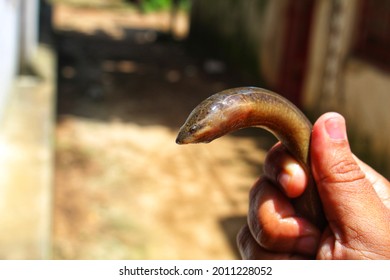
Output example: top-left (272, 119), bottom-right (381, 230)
top-left (176, 87), bottom-right (326, 229)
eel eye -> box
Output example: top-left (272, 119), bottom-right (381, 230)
top-left (189, 125), bottom-right (198, 134)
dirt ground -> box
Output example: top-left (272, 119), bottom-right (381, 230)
top-left (52, 4), bottom-right (274, 259)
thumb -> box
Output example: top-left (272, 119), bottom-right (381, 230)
top-left (310, 113), bottom-right (386, 234)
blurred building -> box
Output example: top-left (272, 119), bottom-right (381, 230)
top-left (190, 0), bottom-right (390, 177)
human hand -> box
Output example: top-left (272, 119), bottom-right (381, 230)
top-left (237, 112), bottom-right (390, 259)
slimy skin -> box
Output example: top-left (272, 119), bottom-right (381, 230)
top-left (176, 87), bottom-right (326, 229)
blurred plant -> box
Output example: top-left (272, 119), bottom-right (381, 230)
top-left (138, 0), bottom-right (191, 13)
top-left (139, 0), bottom-right (170, 12)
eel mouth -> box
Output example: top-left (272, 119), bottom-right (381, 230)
top-left (175, 127), bottom-right (196, 144)
top-left (175, 133), bottom-right (187, 144)
top-left (176, 125), bottom-right (216, 145)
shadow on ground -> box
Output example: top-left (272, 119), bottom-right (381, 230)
top-left (56, 27), bottom-right (263, 128)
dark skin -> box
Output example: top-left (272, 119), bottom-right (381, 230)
top-left (237, 112), bottom-right (390, 259)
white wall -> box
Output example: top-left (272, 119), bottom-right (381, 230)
top-left (19, 0), bottom-right (39, 71)
top-left (0, 0), bottom-right (21, 122)
top-left (0, 0), bottom-right (39, 122)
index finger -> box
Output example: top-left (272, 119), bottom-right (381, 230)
top-left (263, 143), bottom-right (308, 198)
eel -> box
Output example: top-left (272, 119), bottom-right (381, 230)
top-left (176, 87), bottom-right (326, 229)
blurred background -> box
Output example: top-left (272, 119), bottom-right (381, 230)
top-left (0, 0), bottom-right (389, 259)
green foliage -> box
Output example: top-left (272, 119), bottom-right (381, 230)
top-left (140, 0), bottom-right (172, 12)
top-left (140, 0), bottom-right (191, 13)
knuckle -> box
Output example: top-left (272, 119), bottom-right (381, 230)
top-left (322, 157), bottom-right (366, 184)
top-left (257, 218), bottom-right (280, 249)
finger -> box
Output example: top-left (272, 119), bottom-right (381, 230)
top-left (311, 113), bottom-right (389, 236)
top-left (264, 143), bottom-right (308, 198)
top-left (248, 178), bottom-right (320, 256)
top-left (236, 225), bottom-right (306, 260)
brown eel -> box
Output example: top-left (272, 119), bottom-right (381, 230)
top-left (176, 87), bottom-right (326, 230)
